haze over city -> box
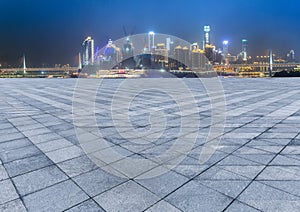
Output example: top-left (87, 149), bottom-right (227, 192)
top-left (0, 0), bottom-right (300, 66)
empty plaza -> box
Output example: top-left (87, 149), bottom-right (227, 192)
top-left (1, 78), bottom-right (300, 211)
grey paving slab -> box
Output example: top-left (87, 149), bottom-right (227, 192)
top-left (281, 146), bottom-right (300, 154)
top-left (234, 153), bottom-right (276, 165)
top-left (0, 145), bottom-right (42, 163)
top-left (23, 180), bottom-right (89, 212)
top-left (4, 154), bottom-right (53, 177)
top-left (136, 168), bottom-right (189, 198)
top-left (73, 168), bottom-right (126, 196)
top-left (0, 164), bottom-right (9, 181)
top-left (145, 200), bottom-right (181, 212)
top-left (169, 156), bottom-right (210, 178)
top-left (197, 180), bottom-right (250, 199)
top-left (0, 132), bottom-right (25, 144)
top-left (261, 180), bottom-right (300, 197)
top-left (65, 199), bottom-right (105, 212)
top-left (36, 138), bottom-right (73, 153)
top-left (0, 127), bottom-right (19, 135)
top-left (246, 145), bottom-right (284, 154)
top-left (22, 127), bottom-right (52, 137)
top-left (219, 165), bottom-right (265, 180)
top-left (94, 180), bottom-right (160, 212)
top-left (0, 138), bottom-right (32, 152)
top-left (0, 199), bottom-right (27, 212)
top-left (12, 165), bottom-right (68, 196)
top-left (0, 179), bottom-right (19, 204)
top-left (257, 166), bottom-right (300, 181)
top-left (225, 200), bottom-right (260, 212)
top-left (269, 154), bottom-right (300, 166)
top-left (195, 166), bottom-right (249, 181)
top-left (45, 145), bottom-right (84, 163)
top-left (28, 132), bottom-right (62, 144)
top-left (238, 181), bottom-right (300, 211)
top-left (57, 155), bottom-right (98, 178)
top-left (166, 180), bottom-right (232, 212)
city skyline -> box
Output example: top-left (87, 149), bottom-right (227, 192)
top-left (1, 0), bottom-right (300, 66)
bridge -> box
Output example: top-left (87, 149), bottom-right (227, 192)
top-left (215, 63), bottom-right (300, 69)
top-left (0, 67), bottom-right (79, 72)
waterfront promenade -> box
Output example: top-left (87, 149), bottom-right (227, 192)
top-left (1, 78), bottom-right (300, 211)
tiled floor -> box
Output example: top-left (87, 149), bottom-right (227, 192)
top-left (0, 78), bottom-right (300, 211)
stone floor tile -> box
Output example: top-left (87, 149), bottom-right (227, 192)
top-left (73, 168), bottom-right (126, 196)
top-left (238, 181), bottom-right (300, 211)
top-left (12, 165), bottom-right (68, 196)
top-left (94, 180), bottom-right (160, 212)
top-left (23, 180), bottom-right (89, 211)
top-left (4, 154), bottom-right (53, 177)
top-left (0, 179), bottom-right (19, 204)
top-left (65, 199), bottom-right (105, 212)
top-left (166, 180), bottom-right (232, 212)
top-left (0, 199), bottom-right (27, 212)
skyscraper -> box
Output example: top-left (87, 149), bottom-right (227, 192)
top-left (222, 40), bottom-right (229, 57)
top-left (287, 50), bottom-right (295, 62)
top-left (203, 25), bottom-right (211, 48)
top-left (241, 39), bottom-right (248, 62)
top-left (82, 36), bottom-right (95, 65)
top-left (155, 43), bottom-right (168, 67)
top-left (174, 45), bottom-right (189, 69)
top-left (148, 31), bottom-right (155, 53)
top-left (242, 39), bottom-right (248, 53)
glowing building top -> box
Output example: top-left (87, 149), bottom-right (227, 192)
top-left (204, 25), bottom-right (211, 46)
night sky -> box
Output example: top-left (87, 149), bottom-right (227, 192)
top-left (1, 0), bottom-right (300, 66)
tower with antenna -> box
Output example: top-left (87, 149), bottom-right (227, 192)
top-left (23, 55), bottom-right (27, 74)
top-left (269, 49), bottom-right (273, 77)
top-left (78, 53), bottom-right (82, 70)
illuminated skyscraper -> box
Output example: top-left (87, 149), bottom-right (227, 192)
top-left (121, 37), bottom-right (135, 69)
top-left (242, 39), bottom-right (248, 61)
top-left (166, 37), bottom-right (174, 56)
top-left (242, 39), bottom-right (248, 53)
top-left (82, 36), bottom-right (95, 65)
top-left (174, 45), bottom-right (183, 63)
top-left (287, 50), bottom-right (295, 62)
top-left (174, 45), bottom-right (189, 69)
top-left (155, 43), bottom-right (168, 67)
top-left (23, 54), bottom-right (27, 74)
top-left (222, 40), bottom-right (229, 57)
top-left (148, 31), bottom-right (155, 53)
top-left (205, 44), bottom-right (216, 62)
top-left (269, 49), bottom-right (273, 77)
top-left (203, 25), bottom-right (211, 48)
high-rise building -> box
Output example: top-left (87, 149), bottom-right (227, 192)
top-left (242, 39), bottom-right (248, 52)
top-left (204, 25), bottom-right (211, 48)
top-left (205, 44), bottom-right (216, 62)
top-left (242, 39), bottom-right (248, 61)
top-left (148, 31), bottom-right (155, 53)
top-left (182, 46), bottom-right (189, 66)
top-left (173, 45), bottom-right (189, 69)
top-left (222, 40), bottom-right (229, 57)
top-left (191, 48), bottom-right (206, 70)
top-left (174, 45), bottom-right (183, 68)
top-left (155, 43), bottom-right (168, 67)
top-left (287, 50), bottom-right (295, 62)
top-left (191, 48), bottom-right (201, 69)
top-left (82, 36), bottom-right (94, 65)
top-left (121, 37), bottom-right (135, 69)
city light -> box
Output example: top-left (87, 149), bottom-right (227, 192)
top-left (204, 25), bottom-right (210, 32)
top-left (148, 31), bottom-right (155, 35)
top-left (223, 40), bottom-right (229, 45)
